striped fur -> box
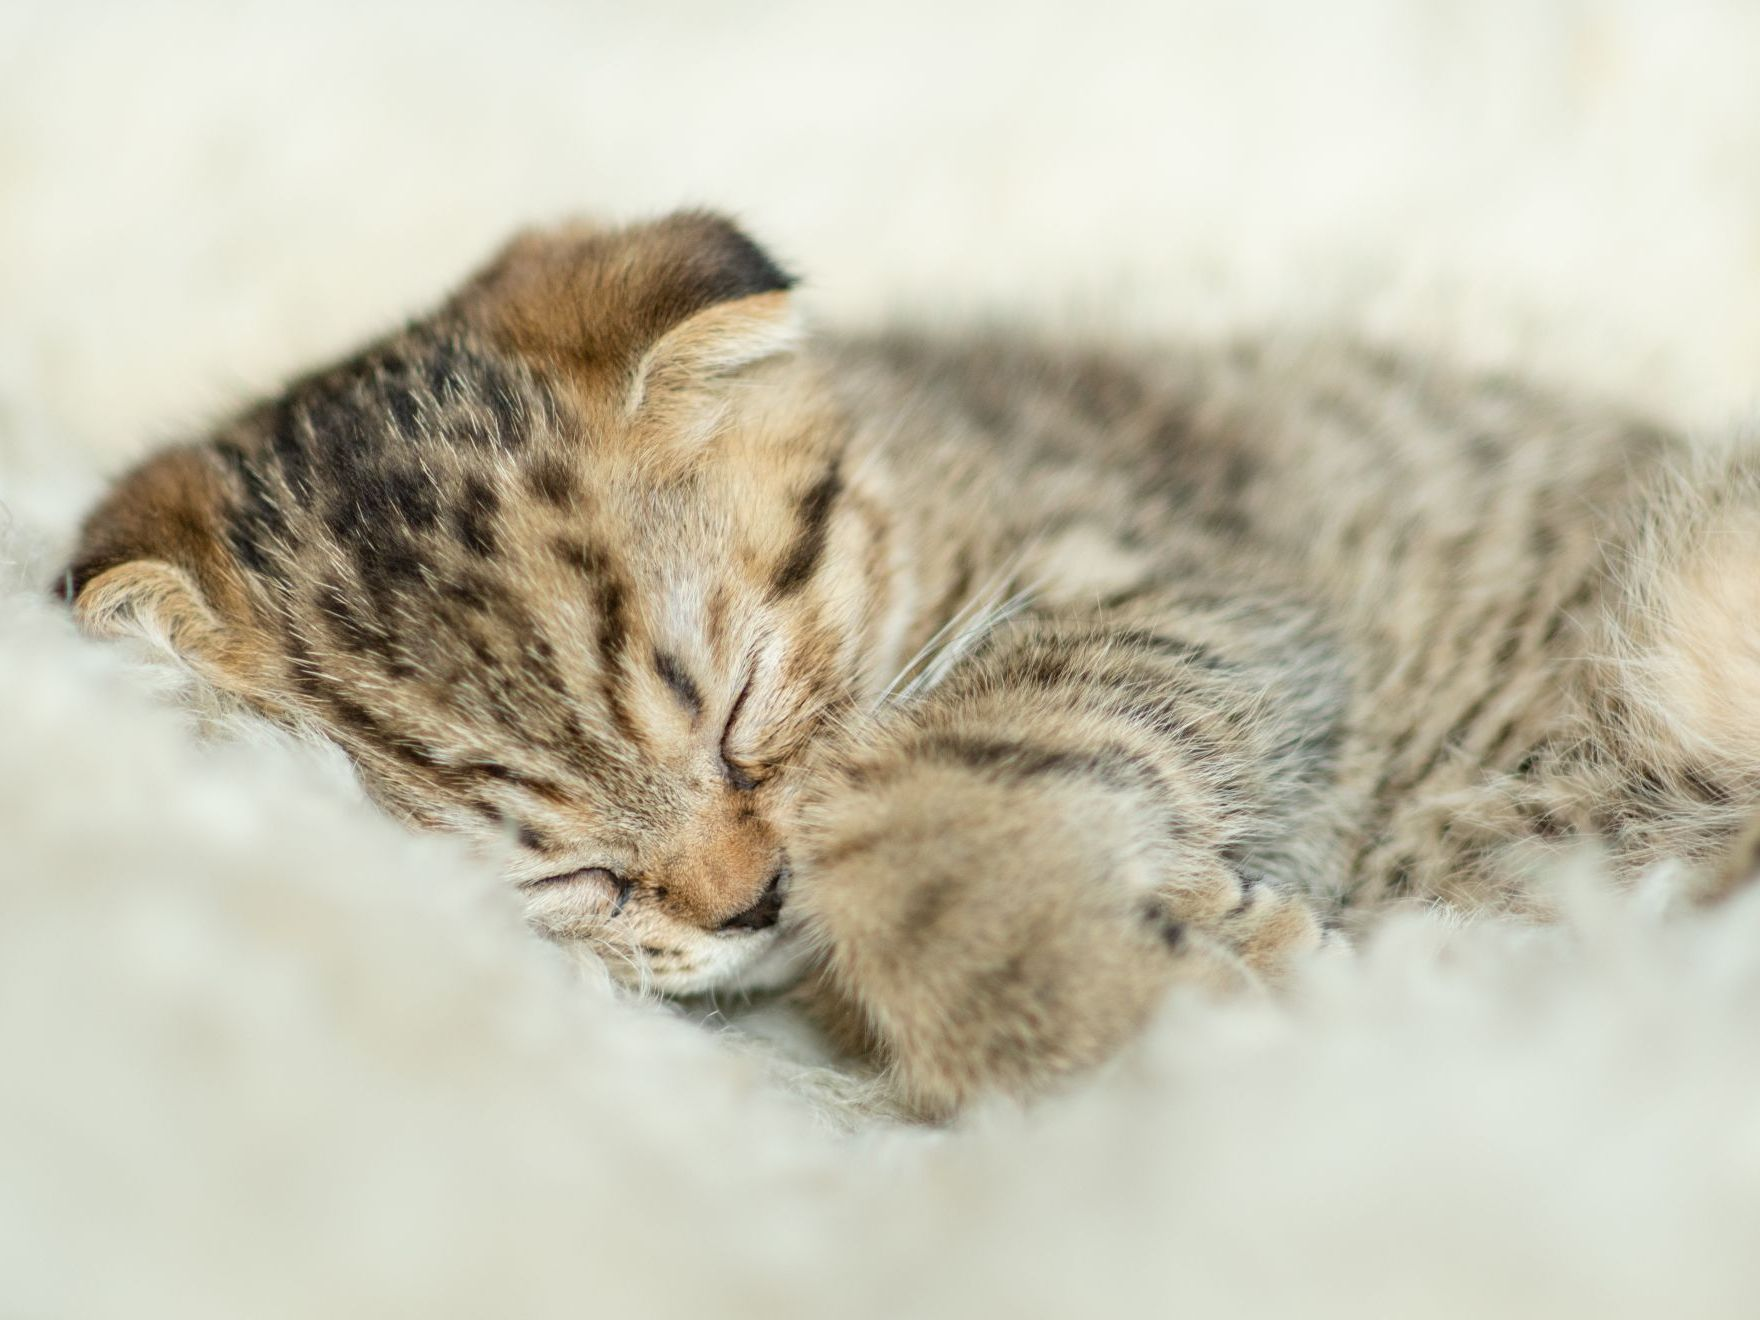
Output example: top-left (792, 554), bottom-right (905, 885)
top-left (62, 211), bottom-right (1760, 1116)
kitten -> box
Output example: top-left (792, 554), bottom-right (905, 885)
top-left (62, 211), bottom-right (1760, 1117)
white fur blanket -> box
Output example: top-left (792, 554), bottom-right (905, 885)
top-left (6, 2), bottom-right (1760, 1315)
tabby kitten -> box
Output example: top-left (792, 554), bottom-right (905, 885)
top-left (63, 211), bottom-right (1760, 1118)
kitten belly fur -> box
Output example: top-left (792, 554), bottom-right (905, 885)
top-left (62, 214), bottom-right (1760, 1115)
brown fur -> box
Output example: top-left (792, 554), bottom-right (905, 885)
top-left (61, 210), bottom-right (1760, 1118)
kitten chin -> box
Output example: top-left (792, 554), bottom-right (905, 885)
top-left (711, 930), bottom-right (813, 997)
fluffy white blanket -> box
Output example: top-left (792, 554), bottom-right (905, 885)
top-left (7, 2), bottom-right (1760, 1315)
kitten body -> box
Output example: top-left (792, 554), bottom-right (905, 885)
top-left (64, 213), bottom-right (1760, 1116)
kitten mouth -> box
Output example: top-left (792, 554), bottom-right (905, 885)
top-left (619, 933), bottom-right (785, 997)
top-left (720, 929), bottom-right (810, 995)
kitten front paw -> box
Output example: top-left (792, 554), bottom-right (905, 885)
top-left (790, 766), bottom-right (1255, 1118)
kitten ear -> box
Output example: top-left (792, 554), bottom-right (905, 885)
top-left (628, 281), bottom-right (798, 401)
top-left (58, 446), bottom-right (270, 691)
top-left (452, 209), bottom-right (800, 426)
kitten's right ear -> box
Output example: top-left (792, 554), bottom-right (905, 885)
top-left (449, 210), bottom-right (801, 452)
top-left (58, 445), bottom-right (269, 690)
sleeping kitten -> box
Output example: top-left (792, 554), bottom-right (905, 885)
top-left (62, 211), bottom-right (1760, 1117)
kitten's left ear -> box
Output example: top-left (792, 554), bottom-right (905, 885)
top-left (56, 445), bottom-right (273, 694)
top-left (451, 210), bottom-right (800, 433)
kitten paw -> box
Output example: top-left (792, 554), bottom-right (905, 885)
top-left (791, 769), bottom-right (1267, 1117)
top-left (1155, 867), bottom-right (1339, 986)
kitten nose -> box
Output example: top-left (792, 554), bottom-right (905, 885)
top-left (718, 865), bottom-right (788, 932)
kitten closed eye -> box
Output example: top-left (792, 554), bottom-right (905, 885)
top-left (720, 676), bottom-right (764, 790)
top-left (521, 868), bottom-right (632, 913)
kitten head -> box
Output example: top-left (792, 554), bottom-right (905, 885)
top-left (61, 212), bottom-right (894, 992)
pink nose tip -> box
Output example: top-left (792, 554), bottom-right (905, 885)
top-left (718, 865), bottom-right (787, 932)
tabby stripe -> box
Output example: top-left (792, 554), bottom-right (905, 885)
top-left (517, 822), bottom-right (557, 853)
top-left (289, 645), bottom-right (465, 784)
top-left (980, 644), bottom-right (1215, 717)
top-left (1351, 571), bottom-right (1544, 865)
top-left (1097, 580), bottom-right (1165, 610)
top-left (1539, 570), bottom-right (1601, 647)
top-left (923, 548), bottom-right (977, 640)
top-left (554, 536), bottom-right (645, 745)
top-left (595, 577), bottom-right (650, 752)
top-left (315, 577), bottom-right (396, 659)
top-left (654, 650), bottom-right (703, 721)
top-left (955, 659), bottom-right (1234, 774)
top-left (705, 588), bottom-right (732, 660)
top-left (771, 460), bottom-right (844, 597)
top-left (524, 454), bottom-right (578, 506)
top-left (1348, 653), bottom-right (1552, 888)
top-left (1089, 627), bottom-right (1234, 672)
top-left (292, 633), bottom-right (582, 806)
top-left (846, 733), bottom-right (1194, 850)
top-left (268, 397), bottom-right (314, 500)
top-left (850, 733), bottom-right (1173, 802)
top-left (451, 474), bottom-right (500, 558)
top-left (595, 574), bottom-right (629, 670)
top-left (1388, 568), bottom-right (1563, 796)
top-left (465, 761), bottom-right (576, 806)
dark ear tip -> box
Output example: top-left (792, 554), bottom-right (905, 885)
top-left (720, 224), bottom-right (798, 296)
top-left (666, 209), bottom-right (798, 301)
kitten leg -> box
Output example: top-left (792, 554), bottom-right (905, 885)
top-left (1540, 441), bottom-right (1760, 896)
top-left (1608, 444), bottom-right (1760, 772)
top-left (789, 611), bottom-right (1335, 1118)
